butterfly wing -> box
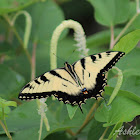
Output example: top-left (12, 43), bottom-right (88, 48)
top-left (19, 51), bottom-right (125, 108)
top-left (19, 68), bottom-right (84, 105)
top-left (72, 51), bottom-right (125, 100)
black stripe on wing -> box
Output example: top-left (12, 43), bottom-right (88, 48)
top-left (18, 92), bottom-right (52, 100)
top-left (100, 51), bottom-right (125, 73)
top-left (90, 55), bottom-right (96, 62)
top-left (80, 58), bottom-right (85, 69)
top-left (49, 70), bottom-right (75, 85)
top-left (40, 75), bottom-right (49, 82)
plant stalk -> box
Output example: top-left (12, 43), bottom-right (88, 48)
top-left (113, 13), bottom-right (139, 46)
top-left (110, 25), bottom-right (114, 49)
top-left (3, 14), bottom-right (32, 66)
top-left (1, 107), bottom-right (12, 140)
top-left (99, 127), bottom-right (109, 140)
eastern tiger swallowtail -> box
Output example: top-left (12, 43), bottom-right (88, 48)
top-left (18, 51), bottom-right (125, 113)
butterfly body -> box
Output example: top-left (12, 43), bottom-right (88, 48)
top-left (19, 51), bottom-right (125, 112)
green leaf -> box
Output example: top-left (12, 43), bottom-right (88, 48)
top-left (105, 87), bottom-right (140, 104)
top-left (0, 98), bottom-right (17, 119)
top-left (0, 98), bottom-right (17, 108)
top-left (123, 69), bottom-right (140, 77)
top-left (108, 74), bottom-right (140, 97)
top-left (66, 104), bottom-right (78, 120)
top-left (115, 48), bottom-right (140, 77)
top-left (0, 42), bottom-right (15, 57)
top-left (26, 0), bottom-right (67, 43)
top-left (0, 0), bottom-right (35, 14)
top-left (113, 29), bottom-right (140, 54)
top-left (0, 100), bottom-right (86, 139)
top-left (2, 101), bottom-right (17, 108)
top-left (88, 119), bottom-right (113, 140)
top-left (0, 64), bottom-right (25, 99)
top-left (0, 105), bottom-right (10, 120)
top-left (88, 0), bottom-right (129, 26)
top-left (45, 131), bottom-right (75, 140)
top-left (95, 87), bottom-right (140, 127)
top-left (0, 100), bottom-right (56, 139)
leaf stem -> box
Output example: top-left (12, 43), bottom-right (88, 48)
top-left (113, 0), bottom-right (140, 47)
top-left (66, 94), bottom-right (104, 136)
top-left (1, 107), bottom-right (12, 140)
top-left (43, 113), bottom-right (50, 131)
top-left (66, 129), bottom-right (75, 136)
top-left (110, 25), bottom-right (114, 49)
top-left (38, 114), bottom-right (43, 140)
top-left (75, 100), bottom-right (98, 135)
top-left (30, 41), bottom-right (50, 139)
top-left (113, 13), bottom-right (139, 46)
top-left (3, 14), bottom-right (32, 66)
top-left (107, 67), bottom-right (123, 105)
top-left (99, 127), bottom-right (109, 140)
top-left (11, 10), bottom-right (32, 49)
top-left (0, 120), bottom-right (12, 140)
top-left (136, 0), bottom-right (140, 13)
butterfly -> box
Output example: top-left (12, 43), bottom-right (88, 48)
top-left (18, 51), bottom-right (125, 113)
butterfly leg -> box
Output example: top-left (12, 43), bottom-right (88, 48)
top-left (78, 103), bottom-right (83, 113)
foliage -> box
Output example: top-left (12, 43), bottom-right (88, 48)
top-left (0, 0), bottom-right (140, 140)
top-left (0, 97), bottom-right (17, 140)
top-left (88, 0), bottom-right (130, 26)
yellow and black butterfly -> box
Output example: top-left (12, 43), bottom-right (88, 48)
top-left (18, 51), bottom-right (125, 113)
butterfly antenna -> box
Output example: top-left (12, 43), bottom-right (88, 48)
top-left (66, 49), bottom-right (77, 62)
top-left (78, 104), bottom-right (83, 113)
top-left (52, 53), bottom-right (65, 63)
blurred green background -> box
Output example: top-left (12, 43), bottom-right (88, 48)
top-left (0, 0), bottom-right (140, 140)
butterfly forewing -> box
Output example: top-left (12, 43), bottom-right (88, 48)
top-left (19, 68), bottom-right (81, 100)
top-left (72, 51), bottom-right (125, 99)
